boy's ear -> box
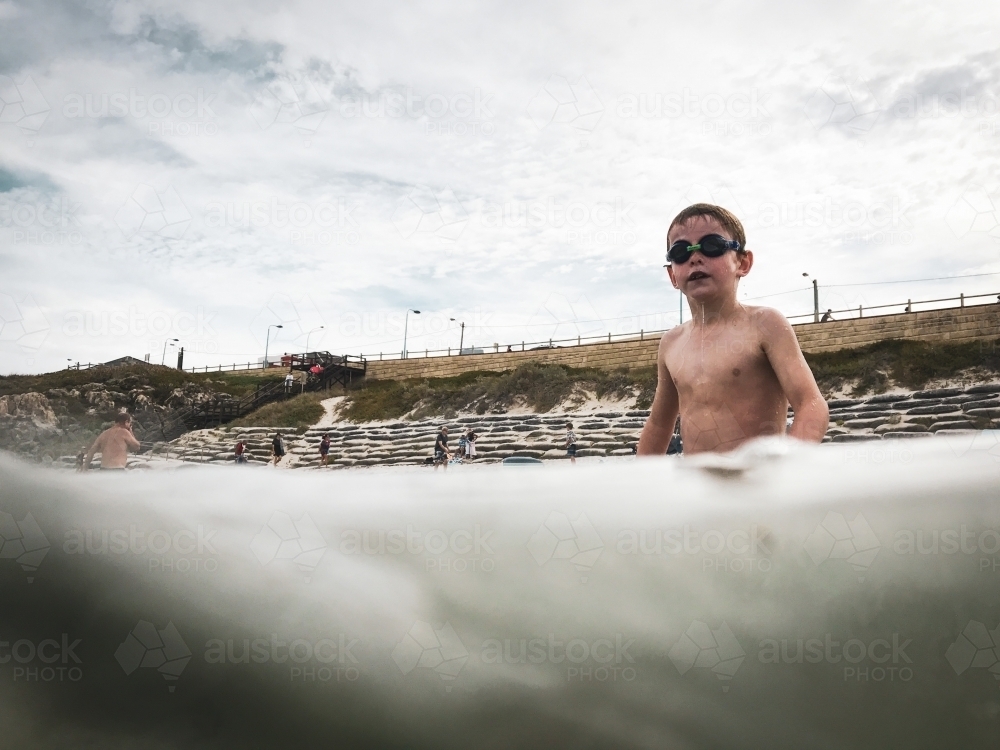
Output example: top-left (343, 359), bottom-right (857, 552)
top-left (736, 250), bottom-right (753, 276)
top-left (666, 264), bottom-right (679, 289)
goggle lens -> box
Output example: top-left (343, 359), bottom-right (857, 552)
top-left (666, 234), bottom-right (740, 264)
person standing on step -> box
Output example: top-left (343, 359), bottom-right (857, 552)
top-left (235, 438), bottom-right (248, 465)
top-left (272, 432), bottom-right (286, 466)
top-left (319, 433), bottom-right (331, 466)
top-left (564, 422), bottom-right (578, 465)
top-left (434, 427), bottom-right (450, 471)
top-left (283, 371), bottom-right (295, 394)
top-left (465, 428), bottom-right (477, 461)
top-left (83, 412), bottom-right (141, 471)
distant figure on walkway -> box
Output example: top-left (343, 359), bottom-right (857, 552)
top-left (506, 345), bottom-right (513, 352)
top-left (434, 427), bottom-right (450, 471)
top-left (465, 429), bottom-right (477, 460)
top-left (83, 412), bottom-right (140, 471)
top-left (272, 432), bottom-right (286, 466)
top-left (564, 423), bottom-right (578, 464)
top-left (820, 309), bottom-right (834, 322)
top-left (75, 444), bottom-right (88, 472)
top-left (319, 434), bottom-right (331, 466)
top-left (283, 371), bottom-right (295, 393)
top-left (235, 439), bottom-right (248, 465)
top-left (667, 418), bottom-right (683, 455)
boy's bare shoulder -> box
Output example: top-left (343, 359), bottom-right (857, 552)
top-left (742, 304), bottom-right (793, 334)
top-left (657, 322), bottom-right (688, 348)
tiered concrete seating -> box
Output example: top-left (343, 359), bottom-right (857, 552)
top-left (59, 384), bottom-right (999, 469)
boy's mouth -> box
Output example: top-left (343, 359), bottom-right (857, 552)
top-left (688, 271), bottom-right (710, 281)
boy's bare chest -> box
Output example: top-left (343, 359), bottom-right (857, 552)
top-left (665, 325), bottom-right (771, 393)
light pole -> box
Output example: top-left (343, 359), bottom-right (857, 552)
top-left (264, 324), bottom-right (283, 369)
top-left (802, 273), bottom-right (819, 323)
top-left (403, 309), bottom-right (420, 359)
top-left (457, 320), bottom-right (465, 353)
top-left (161, 338), bottom-right (179, 365)
top-left (305, 325), bottom-right (324, 354)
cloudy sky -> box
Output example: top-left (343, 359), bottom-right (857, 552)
top-left (1, 0), bottom-right (999, 373)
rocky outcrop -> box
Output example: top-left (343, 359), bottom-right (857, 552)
top-left (0, 392), bottom-right (58, 427)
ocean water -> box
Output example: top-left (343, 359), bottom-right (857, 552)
top-left (1, 434), bottom-right (1000, 748)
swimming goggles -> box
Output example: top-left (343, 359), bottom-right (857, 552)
top-left (666, 233), bottom-right (741, 265)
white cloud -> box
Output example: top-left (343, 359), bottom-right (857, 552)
top-left (3, 0), bottom-right (1000, 372)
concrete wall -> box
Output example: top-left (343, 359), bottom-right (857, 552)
top-left (365, 303), bottom-right (1000, 380)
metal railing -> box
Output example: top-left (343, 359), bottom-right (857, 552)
top-left (65, 291), bottom-right (1000, 372)
top-left (362, 291), bottom-right (1000, 362)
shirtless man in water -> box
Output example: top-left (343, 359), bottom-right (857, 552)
top-left (83, 412), bottom-right (141, 470)
top-left (638, 204), bottom-right (829, 456)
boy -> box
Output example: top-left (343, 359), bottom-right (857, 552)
top-left (564, 423), bottom-right (577, 464)
top-left (82, 412), bottom-right (141, 471)
top-left (465, 428), bottom-right (477, 460)
top-left (319, 434), bottom-right (331, 465)
top-left (637, 204), bottom-right (829, 456)
top-left (235, 438), bottom-right (248, 465)
top-left (272, 432), bottom-right (285, 466)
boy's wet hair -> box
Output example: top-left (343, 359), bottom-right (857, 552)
top-left (114, 412), bottom-right (130, 425)
top-left (668, 203), bottom-right (746, 252)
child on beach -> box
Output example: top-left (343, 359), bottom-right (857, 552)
top-left (564, 423), bottom-right (577, 464)
top-left (637, 203), bottom-right (829, 456)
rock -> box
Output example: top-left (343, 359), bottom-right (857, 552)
top-left (929, 420), bottom-right (975, 431)
top-left (827, 399), bottom-right (864, 408)
top-left (965, 384), bottom-right (1000, 394)
top-left (874, 423), bottom-right (926, 434)
top-left (831, 434), bottom-right (878, 442)
top-left (905, 404), bottom-right (963, 415)
top-left (963, 400), bottom-right (1000, 412)
top-left (966, 407), bottom-right (1000, 419)
top-left (914, 388), bottom-right (964, 399)
top-left (881, 431), bottom-right (934, 438)
top-left (0, 392), bottom-right (58, 426)
top-left (844, 417), bottom-right (890, 429)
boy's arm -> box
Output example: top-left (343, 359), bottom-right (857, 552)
top-left (125, 428), bottom-right (141, 452)
top-left (756, 309), bottom-right (829, 442)
top-left (82, 433), bottom-right (104, 471)
top-left (637, 333), bottom-right (680, 456)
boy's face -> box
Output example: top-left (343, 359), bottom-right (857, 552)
top-left (666, 215), bottom-right (753, 303)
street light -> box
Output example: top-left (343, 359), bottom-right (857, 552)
top-left (802, 273), bottom-right (819, 323)
top-left (403, 309), bottom-right (420, 359)
top-left (161, 338), bottom-right (179, 365)
top-left (451, 318), bottom-right (466, 354)
top-left (305, 325), bottom-right (324, 354)
top-left (264, 324), bottom-right (283, 369)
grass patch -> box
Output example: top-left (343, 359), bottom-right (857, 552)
top-left (805, 338), bottom-right (1000, 395)
top-left (0, 364), bottom-right (281, 401)
top-left (230, 392), bottom-right (326, 431)
top-left (341, 364), bottom-right (657, 422)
